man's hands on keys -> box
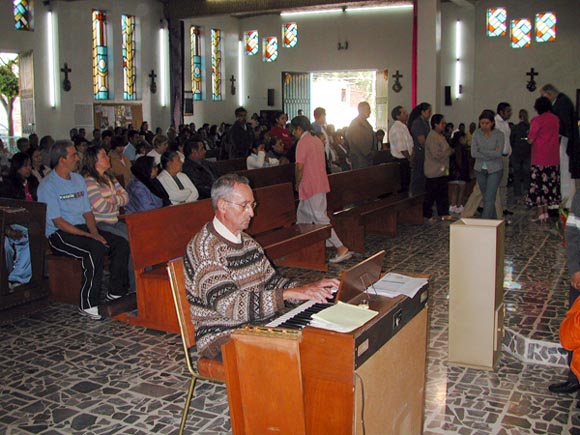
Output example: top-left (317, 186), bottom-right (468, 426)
top-left (283, 278), bottom-right (340, 304)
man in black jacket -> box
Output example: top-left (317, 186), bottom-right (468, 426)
top-left (182, 138), bottom-right (219, 200)
top-left (541, 84), bottom-right (580, 208)
top-left (228, 107), bottom-right (254, 159)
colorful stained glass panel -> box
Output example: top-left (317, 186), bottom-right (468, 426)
top-left (245, 30), bottom-right (259, 56)
top-left (13, 0), bottom-right (32, 30)
top-left (211, 29), bottom-right (222, 101)
top-left (191, 26), bottom-right (202, 101)
top-left (262, 37), bottom-right (278, 62)
top-left (535, 12), bottom-right (556, 43)
top-left (487, 8), bottom-right (507, 37)
top-left (92, 10), bottom-right (109, 100)
top-left (282, 23), bottom-right (298, 48)
top-left (122, 15), bottom-right (136, 100)
top-left (510, 18), bottom-right (532, 48)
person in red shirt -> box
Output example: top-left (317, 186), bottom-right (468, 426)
top-left (291, 115), bottom-right (351, 264)
top-left (270, 112), bottom-right (294, 154)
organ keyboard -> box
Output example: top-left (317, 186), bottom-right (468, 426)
top-left (265, 301), bottom-right (332, 329)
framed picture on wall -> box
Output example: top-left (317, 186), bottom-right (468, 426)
top-left (184, 91), bottom-right (193, 116)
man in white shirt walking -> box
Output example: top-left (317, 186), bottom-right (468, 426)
top-left (495, 102), bottom-right (512, 216)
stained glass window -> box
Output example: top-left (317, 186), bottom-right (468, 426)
top-left (510, 18), bottom-right (532, 48)
top-left (263, 37), bottom-right (278, 62)
top-left (211, 29), bottom-right (222, 101)
top-left (13, 0), bottom-right (32, 31)
top-left (535, 12), bottom-right (557, 43)
top-left (245, 30), bottom-right (259, 56)
top-left (122, 15), bottom-right (136, 100)
top-left (191, 26), bottom-right (202, 101)
top-left (487, 8), bottom-right (507, 37)
top-left (92, 10), bottom-right (109, 100)
top-left (282, 23), bottom-right (298, 48)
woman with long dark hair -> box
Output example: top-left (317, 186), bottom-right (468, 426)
top-left (471, 110), bottom-right (504, 219)
top-left (29, 147), bottom-right (50, 184)
top-left (81, 146), bottom-right (129, 238)
top-left (125, 156), bottom-right (170, 214)
top-left (0, 152), bottom-right (38, 201)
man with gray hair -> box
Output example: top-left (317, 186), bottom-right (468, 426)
top-left (38, 140), bottom-right (130, 321)
top-left (388, 105), bottom-right (414, 191)
top-left (541, 83), bottom-right (580, 207)
top-left (184, 174), bottom-right (339, 360)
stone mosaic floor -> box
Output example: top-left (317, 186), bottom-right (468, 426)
top-left (1, 202), bottom-right (580, 434)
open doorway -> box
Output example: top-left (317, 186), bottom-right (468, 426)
top-left (0, 52), bottom-right (22, 149)
top-left (311, 70), bottom-right (378, 130)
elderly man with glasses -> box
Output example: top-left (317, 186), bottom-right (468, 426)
top-left (184, 174), bottom-right (338, 361)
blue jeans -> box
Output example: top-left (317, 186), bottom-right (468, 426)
top-left (476, 169), bottom-right (502, 219)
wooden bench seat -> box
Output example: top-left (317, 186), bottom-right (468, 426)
top-left (327, 163), bottom-right (424, 253)
top-left (236, 163), bottom-right (295, 189)
top-left (117, 182), bottom-right (330, 335)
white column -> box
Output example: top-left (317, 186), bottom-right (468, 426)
top-left (416, 0), bottom-right (441, 109)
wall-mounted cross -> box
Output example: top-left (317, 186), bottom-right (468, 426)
top-left (392, 70), bottom-right (403, 93)
top-left (61, 63), bottom-right (72, 92)
top-left (526, 67), bottom-right (539, 92)
top-left (230, 74), bottom-right (236, 95)
top-left (149, 70), bottom-right (157, 94)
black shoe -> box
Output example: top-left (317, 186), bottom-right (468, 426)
top-left (503, 209), bottom-right (514, 216)
top-left (548, 380), bottom-right (580, 394)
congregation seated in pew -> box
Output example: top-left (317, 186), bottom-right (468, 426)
top-left (181, 137), bottom-right (219, 200)
top-left (184, 174), bottom-right (338, 359)
top-left (157, 150), bottom-right (199, 205)
top-left (38, 140), bottom-right (130, 320)
top-left (124, 156), bottom-right (170, 213)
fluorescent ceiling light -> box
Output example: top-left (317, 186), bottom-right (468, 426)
top-left (347, 4), bottom-right (413, 13)
top-left (281, 3), bottom-right (412, 16)
top-left (281, 8), bottom-right (343, 17)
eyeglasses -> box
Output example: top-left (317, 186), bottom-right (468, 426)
top-left (223, 199), bottom-right (257, 211)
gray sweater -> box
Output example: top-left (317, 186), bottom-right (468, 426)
top-left (471, 129), bottom-right (504, 173)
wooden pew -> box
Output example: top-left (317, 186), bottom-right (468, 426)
top-left (116, 200), bottom-right (215, 333)
top-left (236, 163), bottom-right (295, 189)
top-left (0, 199), bottom-right (50, 309)
top-left (215, 158), bottom-right (246, 175)
top-left (117, 182), bottom-right (330, 334)
top-left (249, 182), bottom-right (329, 272)
top-left (327, 163), bottom-right (424, 253)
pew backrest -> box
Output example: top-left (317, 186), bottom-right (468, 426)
top-left (246, 182), bottom-right (296, 235)
top-left (123, 199), bottom-right (214, 271)
top-left (215, 158), bottom-right (247, 175)
top-left (236, 164), bottom-right (295, 189)
top-left (326, 163), bottom-right (401, 212)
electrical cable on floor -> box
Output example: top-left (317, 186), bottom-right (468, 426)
top-left (355, 372), bottom-right (366, 435)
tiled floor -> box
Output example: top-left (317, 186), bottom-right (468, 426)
top-left (1, 203), bottom-right (580, 434)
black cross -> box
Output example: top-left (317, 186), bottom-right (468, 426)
top-left (149, 70), bottom-right (157, 81)
top-left (60, 63), bottom-right (71, 76)
top-left (526, 67), bottom-right (539, 92)
top-left (61, 63), bottom-right (72, 91)
top-left (230, 74), bottom-right (236, 95)
top-left (526, 68), bottom-right (538, 81)
top-left (392, 70), bottom-right (403, 81)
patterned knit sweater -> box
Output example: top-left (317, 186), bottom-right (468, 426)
top-left (185, 222), bottom-right (296, 358)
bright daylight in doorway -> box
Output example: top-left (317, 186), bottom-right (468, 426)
top-left (310, 70), bottom-right (377, 130)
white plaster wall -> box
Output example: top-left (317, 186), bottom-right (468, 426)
top-left (439, 2), bottom-right (476, 127)
top-left (0, 0), bottom-right (166, 139)
top-left (184, 7), bottom-right (414, 128)
top-left (441, 0), bottom-right (580, 125)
